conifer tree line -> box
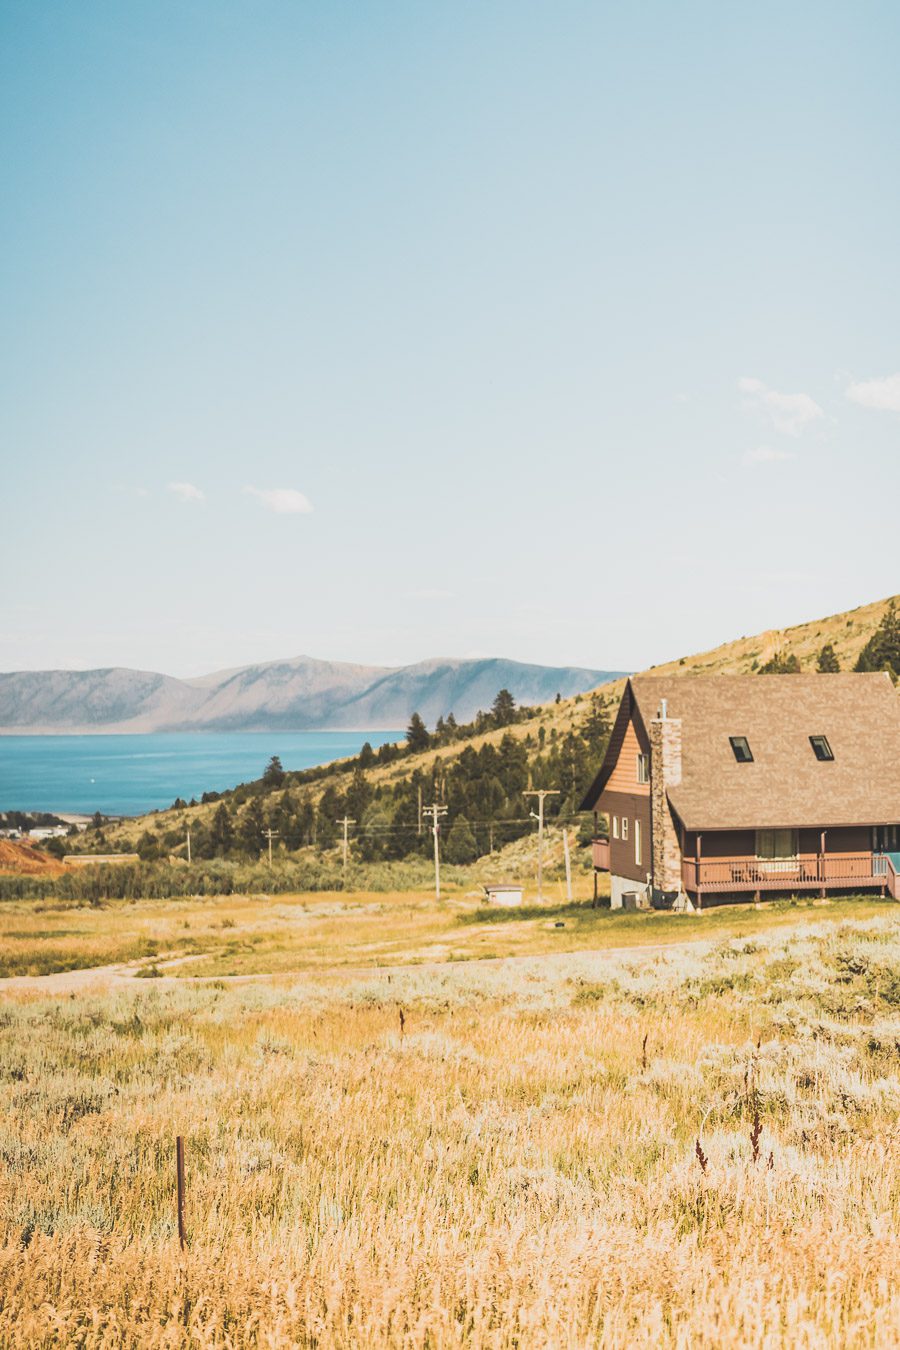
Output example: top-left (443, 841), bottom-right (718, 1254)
top-left (132, 689), bottom-right (612, 866)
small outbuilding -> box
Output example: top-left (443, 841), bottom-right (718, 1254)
top-left (483, 883), bottom-right (524, 907)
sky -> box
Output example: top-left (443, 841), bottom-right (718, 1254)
top-left (1, 0), bottom-right (898, 678)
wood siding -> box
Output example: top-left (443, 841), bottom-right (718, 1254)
top-left (605, 717), bottom-right (651, 797)
top-left (601, 788), bottom-right (652, 883)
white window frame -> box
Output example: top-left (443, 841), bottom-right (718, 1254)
top-left (636, 753), bottom-right (650, 785)
top-left (621, 817), bottom-right (629, 842)
top-left (634, 818), bottom-right (642, 866)
top-left (612, 816), bottom-right (619, 839)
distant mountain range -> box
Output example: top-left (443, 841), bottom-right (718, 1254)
top-left (0, 656), bottom-right (625, 734)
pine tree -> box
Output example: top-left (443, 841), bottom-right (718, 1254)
top-left (346, 765), bottom-right (372, 822)
top-left (759, 651), bottom-right (801, 674)
top-left (816, 642), bottom-right (841, 673)
top-left (262, 755), bottom-right (286, 789)
top-left (358, 741), bottom-right (376, 769)
top-left (406, 712), bottom-right (430, 752)
top-left (239, 798), bottom-right (266, 856)
top-left (210, 803), bottom-right (234, 855)
top-left (855, 601), bottom-right (900, 681)
top-left (491, 688), bottom-right (517, 727)
top-left (443, 813), bottom-right (478, 864)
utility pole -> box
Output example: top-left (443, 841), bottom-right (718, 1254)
top-left (336, 815), bottom-right (356, 882)
top-left (261, 827), bottom-right (279, 867)
top-left (525, 789), bottom-right (559, 901)
top-left (186, 826), bottom-right (191, 865)
top-left (422, 802), bottom-right (448, 901)
top-left (417, 784), bottom-right (423, 836)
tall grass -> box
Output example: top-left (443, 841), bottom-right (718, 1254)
top-left (3, 913), bottom-right (900, 1344)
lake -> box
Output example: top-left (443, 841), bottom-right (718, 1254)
top-left (0, 731), bottom-right (403, 817)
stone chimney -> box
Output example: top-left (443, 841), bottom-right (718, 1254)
top-left (649, 702), bottom-right (684, 897)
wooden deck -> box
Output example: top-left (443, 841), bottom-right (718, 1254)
top-left (682, 853), bottom-right (898, 897)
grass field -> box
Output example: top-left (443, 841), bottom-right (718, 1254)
top-left (3, 892), bottom-right (900, 1346)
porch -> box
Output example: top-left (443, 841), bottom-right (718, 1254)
top-left (682, 852), bottom-right (900, 899)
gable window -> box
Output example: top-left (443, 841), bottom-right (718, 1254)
top-left (621, 817), bottom-right (629, 842)
top-left (636, 753), bottom-right (650, 784)
top-left (634, 819), bottom-right (642, 866)
top-left (612, 816), bottom-right (619, 839)
top-left (810, 735), bottom-right (834, 762)
top-left (729, 736), bottom-right (753, 763)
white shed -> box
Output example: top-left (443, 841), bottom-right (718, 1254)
top-left (483, 883), bottom-right (524, 908)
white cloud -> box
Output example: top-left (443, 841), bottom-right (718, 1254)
top-left (845, 372), bottom-right (900, 412)
top-left (243, 486), bottom-right (314, 515)
top-left (742, 444), bottom-right (794, 467)
top-left (738, 376), bottom-right (824, 436)
top-left (168, 481), bottom-right (205, 503)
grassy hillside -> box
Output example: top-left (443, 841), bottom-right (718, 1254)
top-left (648, 592), bottom-right (898, 677)
top-left (50, 592), bottom-right (899, 885)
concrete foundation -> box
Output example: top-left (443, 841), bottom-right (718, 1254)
top-left (610, 873), bottom-right (651, 909)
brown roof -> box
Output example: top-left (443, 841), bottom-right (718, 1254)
top-left (585, 673), bottom-right (900, 831)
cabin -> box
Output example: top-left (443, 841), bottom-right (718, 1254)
top-left (580, 673), bottom-right (900, 907)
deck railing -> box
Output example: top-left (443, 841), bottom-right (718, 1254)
top-left (683, 853), bottom-right (882, 893)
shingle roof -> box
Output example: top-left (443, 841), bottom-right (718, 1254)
top-left (593, 673), bottom-right (900, 831)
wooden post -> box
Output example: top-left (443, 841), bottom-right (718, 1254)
top-left (696, 833), bottom-right (703, 912)
top-left (176, 1135), bottom-right (186, 1250)
top-left (563, 828), bottom-right (573, 903)
top-left (819, 829), bottom-right (827, 898)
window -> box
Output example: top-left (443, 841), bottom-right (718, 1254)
top-left (612, 816), bottom-right (619, 839)
top-left (810, 735), bottom-right (834, 762)
top-left (729, 736), bottom-right (753, 763)
top-left (636, 753), bottom-right (650, 784)
top-left (756, 829), bottom-right (799, 873)
top-left (634, 819), bottom-right (642, 866)
top-left (621, 817), bottom-right (629, 842)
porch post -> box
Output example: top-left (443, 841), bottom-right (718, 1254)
top-left (592, 811), bottom-right (599, 908)
top-left (696, 832), bottom-right (703, 912)
top-left (819, 829), bottom-right (826, 899)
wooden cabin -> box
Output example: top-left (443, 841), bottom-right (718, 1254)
top-left (580, 673), bottom-right (900, 907)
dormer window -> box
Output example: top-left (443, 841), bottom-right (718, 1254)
top-left (810, 735), bottom-right (834, 762)
top-left (729, 736), bottom-right (753, 763)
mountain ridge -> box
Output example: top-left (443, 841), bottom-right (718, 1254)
top-left (0, 655), bottom-right (626, 735)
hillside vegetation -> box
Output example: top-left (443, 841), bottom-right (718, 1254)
top-left (39, 593), bottom-right (900, 896)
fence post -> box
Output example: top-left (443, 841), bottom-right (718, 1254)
top-left (176, 1135), bottom-right (186, 1250)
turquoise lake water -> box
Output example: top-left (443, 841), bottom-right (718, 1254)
top-left (0, 731), bottom-right (403, 817)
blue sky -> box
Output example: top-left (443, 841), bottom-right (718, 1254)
top-left (1, 1), bottom-right (898, 677)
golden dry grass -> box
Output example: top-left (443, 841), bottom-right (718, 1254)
top-left (3, 902), bottom-right (900, 1345)
top-left (2, 882), bottom-right (894, 981)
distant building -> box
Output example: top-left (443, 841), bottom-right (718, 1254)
top-left (483, 883), bottom-right (524, 907)
top-left (28, 825), bottom-right (68, 840)
top-left (581, 673), bottom-right (900, 908)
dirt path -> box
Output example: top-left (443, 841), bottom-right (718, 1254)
top-left (0, 940), bottom-right (710, 996)
top-left (0, 952), bottom-right (204, 995)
